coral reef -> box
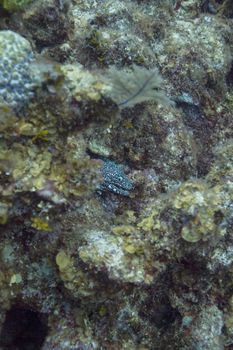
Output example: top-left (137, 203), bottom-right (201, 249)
top-left (0, 0), bottom-right (232, 349)
top-left (0, 30), bottom-right (35, 110)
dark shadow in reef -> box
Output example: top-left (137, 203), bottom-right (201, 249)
top-left (0, 307), bottom-right (48, 350)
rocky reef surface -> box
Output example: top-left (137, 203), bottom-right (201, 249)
top-left (0, 0), bottom-right (232, 349)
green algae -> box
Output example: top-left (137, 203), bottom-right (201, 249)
top-left (1, 0), bottom-right (33, 11)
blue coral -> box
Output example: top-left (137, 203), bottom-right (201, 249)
top-left (99, 160), bottom-right (134, 196)
top-left (0, 30), bottom-right (35, 110)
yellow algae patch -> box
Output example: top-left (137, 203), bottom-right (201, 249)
top-left (31, 217), bottom-right (52, 232)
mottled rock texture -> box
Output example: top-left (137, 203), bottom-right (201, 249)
top-left (0, 0), bottom-right (232, 349)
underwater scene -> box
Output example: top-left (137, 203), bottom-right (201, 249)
top-left (0, 0), bottom-right (232, 349)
